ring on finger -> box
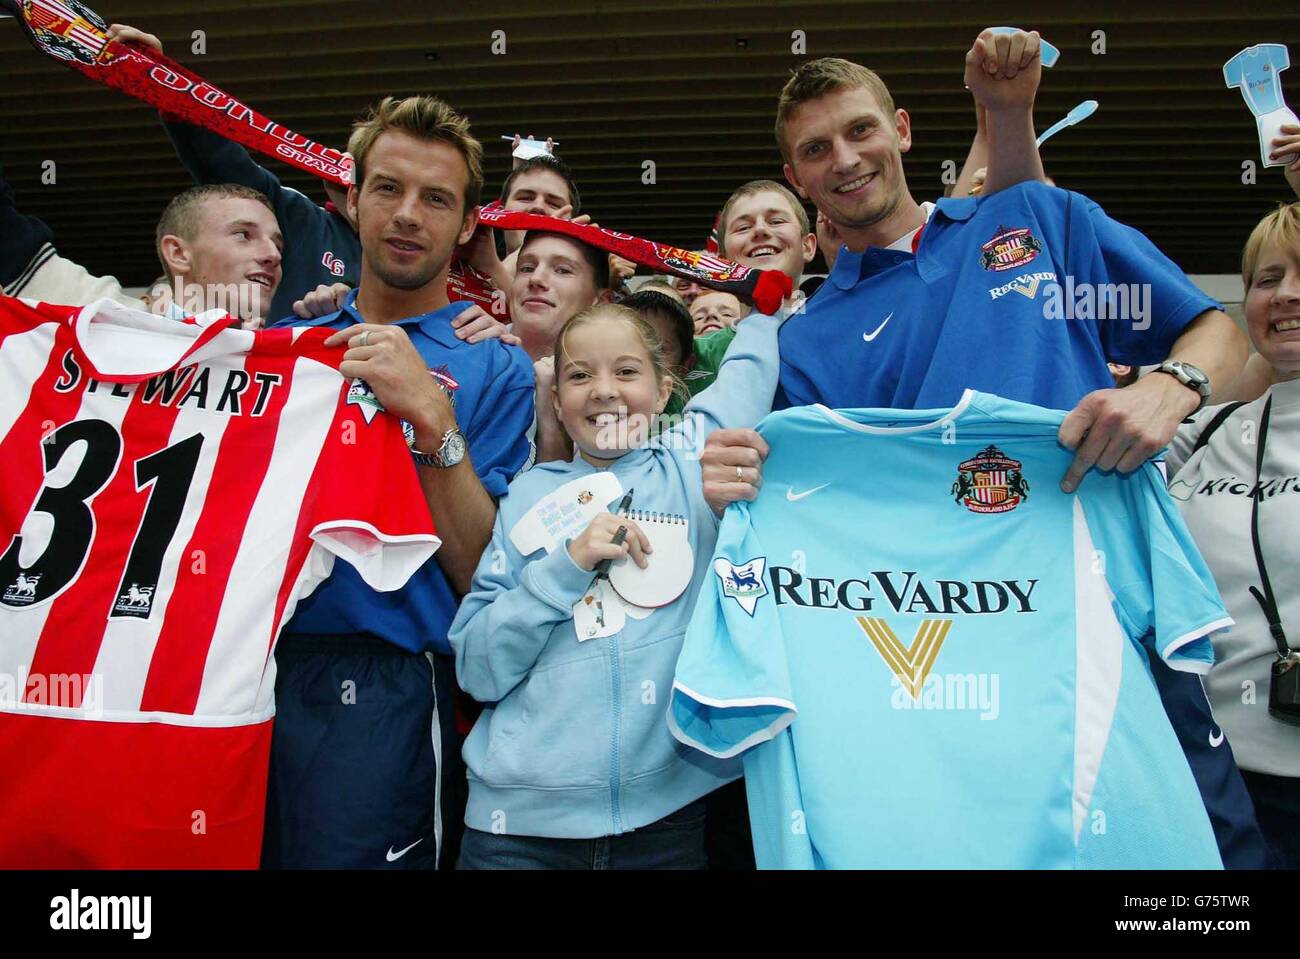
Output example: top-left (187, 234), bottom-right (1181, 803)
top-left (735, 465), bottom-right (744, 483)
top-left (360, 331), bottom-right (371, 348)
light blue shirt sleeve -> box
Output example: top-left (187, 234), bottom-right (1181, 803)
top-left (669, 499), bottom-right (796, 758)
top-left (448, 502), bottom-right (593, 702)
top-left (670, 310), bottom-right (783, 456)
top-left (1077, 462), bottom-right (1232, 673)
top-left (741, 728), bottom-right (818, 870)
top-left (1223, 51), bottom-right (1244, 91)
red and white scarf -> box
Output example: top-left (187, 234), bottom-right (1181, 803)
top-left (6, 0), bottom-right (791, 314)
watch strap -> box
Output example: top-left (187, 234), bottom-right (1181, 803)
top-left (412, 426), bottom-right (464, 468)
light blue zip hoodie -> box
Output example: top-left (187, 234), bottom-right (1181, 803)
top-left (448, 309), bottom-right (784, 839)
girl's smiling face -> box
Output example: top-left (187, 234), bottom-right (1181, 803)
top-left (554, 316), bottom-right (674, 466)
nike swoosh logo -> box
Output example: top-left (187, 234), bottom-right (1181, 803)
top-left (786, 483), bottom-right (830, 502)
top-left (862, 313), bottom-right (893, 342)
top-left (386, 838), bottom-right (424, 862)
top-left (1208, 728), bottom-right (1225, 748)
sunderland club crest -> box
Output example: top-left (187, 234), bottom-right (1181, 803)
top-left (430, 365), bottom-right (459, 408)
top-left (952, 446), bottom-right (1029, 514)
top-left (658, 246), bottom-right (747, 282)
top-left (17, 0), bottom-right (116, 66)
top-left (980, 225), bottom-right (1041, 272)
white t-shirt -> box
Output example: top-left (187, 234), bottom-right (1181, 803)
top-left (884, 201), bottom-right (937, 252)
top-left (1166, 377), bottom-right (1300, 777)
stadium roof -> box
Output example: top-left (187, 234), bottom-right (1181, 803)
top-left (2, 0), bottom-right (1297, 284)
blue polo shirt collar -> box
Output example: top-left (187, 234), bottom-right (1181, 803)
top-left (829, 245), bottom-right (916, 290)
top-left (934, 194), bottom-right (980, 223)
top-left (294, 287), bottom-right (475, 346)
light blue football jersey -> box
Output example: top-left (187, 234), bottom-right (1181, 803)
top-left (1223, 43), bottom-right (1290, 117)
top-left (670, 392), bottom-right (1231, 869)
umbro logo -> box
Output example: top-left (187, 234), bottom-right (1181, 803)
top-left (862, 313), bottom-right (893, 342)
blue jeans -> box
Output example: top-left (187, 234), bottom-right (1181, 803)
top-left (457, 800), bottom-right (707, 870)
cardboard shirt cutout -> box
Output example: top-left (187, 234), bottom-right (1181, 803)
top-left (1224, 44), bottom-right (1299, 169)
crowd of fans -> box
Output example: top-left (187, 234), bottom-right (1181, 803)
top-left (2, 20), bottom-right (1299, 871)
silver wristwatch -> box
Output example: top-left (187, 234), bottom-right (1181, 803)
top-left (412, 426), bottom-right (467, 468)
top-left (1154, 360), bottom-right (1211, 416)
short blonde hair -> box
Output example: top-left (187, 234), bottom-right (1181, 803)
top-left (1242, 202), bottom-right (1300, 289)
top-left (347, 95), bottom-right (483, 213)
top-left (775, 58), bottom-right (895, 162)
top-left (553, 303), bottom-right (686, 407)
top-left (155, 183), bottom-right (275, 278)
top-left (716, 179), bottom-right (811, 254)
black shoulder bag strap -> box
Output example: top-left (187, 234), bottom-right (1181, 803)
top-left (1245, 396), bottom-right (1290, 657)
top-left (1190, 401), bottom-right (1246, 456)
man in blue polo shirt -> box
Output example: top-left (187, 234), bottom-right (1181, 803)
top-left (263, 95), bottom-right (534, 870)
top-left (702, 29), bottom-right (1266, 867)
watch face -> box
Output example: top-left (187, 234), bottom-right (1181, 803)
top-left (444, 429), bottom-right (468, 464)
top-left (1167, 361), bottom-right (1209, 390)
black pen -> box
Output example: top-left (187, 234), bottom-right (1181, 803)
top-left (592, 488), bottom-right (634, 582)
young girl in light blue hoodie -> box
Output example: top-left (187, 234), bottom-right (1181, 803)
top-left (448, 300), bottom-right (782, 869)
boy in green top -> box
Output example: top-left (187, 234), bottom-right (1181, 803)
top-left (690, 290), bottom-right (746, 337)
top-left (686, 325), bottom-right (738, 403)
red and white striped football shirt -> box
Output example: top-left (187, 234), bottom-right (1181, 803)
top-left (0, 296), bottom-right (440, 868)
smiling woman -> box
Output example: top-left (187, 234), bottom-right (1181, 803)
top-left (1163, 201), bottom-right (1300, 870)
